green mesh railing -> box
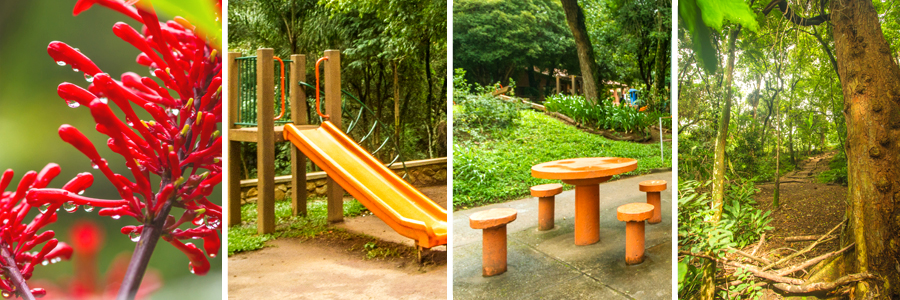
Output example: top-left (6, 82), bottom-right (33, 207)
top-left (234, 56), bottom-right (293, 126)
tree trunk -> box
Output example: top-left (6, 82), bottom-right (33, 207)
top-left (701, 25), bottom-right (742, 300)
top-left (788, 109), bottom-right (796, 165)
top-left (653, 0), bottom-right (667, 99)
top-left (393, 60), bottom-right (400, 148)
top-left (560, 0), bottom-right (601, 103)
top-left (774, 90), bottom-right (781, 207)
top-left (830, 0), bottom-right (900, 296)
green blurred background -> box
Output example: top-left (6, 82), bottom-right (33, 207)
top-left (0, 1), bottom-right (222, 299)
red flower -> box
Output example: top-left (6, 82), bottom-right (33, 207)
top-left (31, 0), bottom-right (222, 276)
top-left (0, 164), bottom-right (77, 298)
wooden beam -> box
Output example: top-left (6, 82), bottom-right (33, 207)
top-left (256, 48), bottom-right (276, 234)
top-left (290, 54), bottom-right (308, 217)
top-left (324, 50), bottom-right (344, 223)
top-left (227, 52), bottom-right (242, 227)
top-left (570, 75), bottom-right (576, 95)
top-left (555, 76), bottom-right (560, 94)
top-left (228, 126), bottom-right (286, 143)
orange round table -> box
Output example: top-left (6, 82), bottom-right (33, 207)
top-left (531, 157), bottom-right (637, 245)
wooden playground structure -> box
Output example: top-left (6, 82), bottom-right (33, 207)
top-left (227, 49), bottom-right (345, 234)
top-left (227, 49), bottom-right (447, 254)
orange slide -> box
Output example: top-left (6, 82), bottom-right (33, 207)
top-left (283, 122), bottom-right (448, 248)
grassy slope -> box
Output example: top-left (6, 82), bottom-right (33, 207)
top-left (453, 109), bottom-right (671, 209)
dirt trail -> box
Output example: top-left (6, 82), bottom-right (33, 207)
top-left (748, 151), bottom-right (846, 283)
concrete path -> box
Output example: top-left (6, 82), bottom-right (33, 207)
top-left (453, 172), bottom-right (673, 299)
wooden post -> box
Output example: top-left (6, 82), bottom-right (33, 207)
top-left (555, 76), bottom-right (560, 94)
top-left (324, 50), bottom-right (344, 223)
top-left (256, 48), bottom-right (276, 234)
top-left (227, 52), bottom-right (242, 227)
top-left (570, 75), bottom-right (576, 95)
top-left (290, 54), bottom-right (308, 217)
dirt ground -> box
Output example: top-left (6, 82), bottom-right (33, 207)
top-left (742, 152), bottom-right (847, 298)
top-left (752, 152), bottom-right (845, 262)
top-left (229, 184), bottom-right (448, 299)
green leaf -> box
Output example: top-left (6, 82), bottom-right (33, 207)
top-left (695, 0), bottom-right (759, 32)
top-left (678, 262), bottom-right (689, 283)
top-left (142, 0), bottom-right (221, 49)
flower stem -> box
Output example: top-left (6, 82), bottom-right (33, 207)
top-left (0, 242), bottom-right (35, 300)
top-left (116, 200), bottom-right (174, 300)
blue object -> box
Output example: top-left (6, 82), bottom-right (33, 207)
top-left (629, 89), bottom-right (639, 105)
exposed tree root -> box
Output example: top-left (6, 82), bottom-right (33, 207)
top-left (679, 238), bottom-right (874, 297)
top-left (776, 243), bottom-right (854, 276)
top-left (785, 234), bottom-right (836, 242)
top-left (761, 220), bottom-right (843, 271)
top-left (772, 273), bottom-right (877, 294)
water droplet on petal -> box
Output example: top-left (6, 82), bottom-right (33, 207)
top-left (127, 121), bottom-right (134, 127)
top-left (66, 100), bottom-right (80, 108)
top-left (91, 163), bottom-right (99, 170)
top-left (129, 231), bottom-right (141, 242)
top-left (73, 48), bottom-right (81, 52)
top-left (63, 202), bottom-right (77, 213)
top-left (83, 205), bottom-right (94, 212)
top-left (111, 215), bottom-right (121, 220)
top-left (170, 109), bottom-right (180, 116)
top-left (56, 61), bottom-right (67, 66)
top-left (51, 257), bottom-right (61, 264)
top-left (41, 260), bottom-right (49, 266)
top-left (207, 217), bottom-right (221, 229)
top-left (98, 97), bottom-right (108, 104)
top-left (84, 74), bottom-right (94, 83)
top-left (38, 204), bottom-right (49, 214)
top-left (189, 262), bottom-right (196, 274)
top-left (78, 190), bottom-right (85, 195)
top-left (192, 215), bottom-right (205, 226)
top-left (72, 68), bottom-right (79, 72)
top-left (209, 253), bottom-right (216, 258)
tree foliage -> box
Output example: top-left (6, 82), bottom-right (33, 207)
top-left (453, 0), bottom-right (671, 101)
top-left (453, 0), bottom-right (578, 85)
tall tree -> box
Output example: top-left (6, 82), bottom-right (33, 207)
top-left (831, 0), bottom-right (900, 296)
top-left (701, 25), bottom-right (741, 299)
top-left (560, 0), bottom-right (601, 103)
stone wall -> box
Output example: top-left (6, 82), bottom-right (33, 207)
top-left (240, 158), bottom-right (447, 204)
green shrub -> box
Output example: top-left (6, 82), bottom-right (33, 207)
top-left (818, 150), bottom-right (848, 185)
top-left (453, 94), bottom-right (523, 137)
top-left (543, 94), bottom-right (670, 134)
top-left (678, 178), bottom-right (772, 298)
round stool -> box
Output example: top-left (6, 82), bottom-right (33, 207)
top-left (531, 183), bottom-right (563, 231)
top-left (470, 208), bottom-right (518, 276)
top-left (617, 203), bottom-right (654, 265)
top-left (639, 180), bottom-right (667, 224)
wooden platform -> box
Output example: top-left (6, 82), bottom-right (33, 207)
top-left (228, 125), bottom-right (319, 143)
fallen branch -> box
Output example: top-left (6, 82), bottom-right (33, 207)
top-left (751, 233), bottom-right (766, 256)
top-left (785, 235), bottom-right (836, 242)
top-left (679, 251), bottom-right (804, 285)
top-left (776, 243), bottom-right (854, 276)
top-left (762, 220), bottom-right (844, 271)
top-left (727, 247), bottom-right (771, 265)
top-left (772, 273), bottom-right (878, 294)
